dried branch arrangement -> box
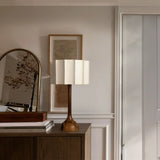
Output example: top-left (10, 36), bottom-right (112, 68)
top-left (4, 53), bottom-right (38, 90)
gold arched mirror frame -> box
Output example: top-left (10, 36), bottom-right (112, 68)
top-left (0, 48), bottom-right (41, 112)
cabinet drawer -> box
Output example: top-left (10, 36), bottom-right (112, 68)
top-left (0, 137), bottom-right (35, 160)
top-left (37, 136), bottom-right (82, 160)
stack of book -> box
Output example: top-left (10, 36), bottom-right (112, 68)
top-left (0, 120), bottom-right (54, 133)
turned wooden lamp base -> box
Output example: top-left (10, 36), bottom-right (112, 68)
top-left (61, 115), bottom-right (79, 132)
top-left (61, 85), bottom-right (79, 132)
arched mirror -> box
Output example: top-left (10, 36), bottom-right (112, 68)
top-left (0, 48), bottom-right (41, 112)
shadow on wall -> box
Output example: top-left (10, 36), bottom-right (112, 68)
top-left (39, 35), bottom-right (50, 111)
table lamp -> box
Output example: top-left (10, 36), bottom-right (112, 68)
top-left (55, 59), bottom-right (89, 132)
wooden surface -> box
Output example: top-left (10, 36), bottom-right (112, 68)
top-left (85, 125), bottom-right (91, 160)
top-left (0, 123), bottom-right (90, 137)
top-left (38, 137), bottom-right (81, 160)
top-left (0, 123), bottom-right (91, 160)
top-left (0, 112), bottom-right (47, 122)
top-left (0, 137), bottom-right (36, 160)
top-left (62, 85), bottom-right (79, 132)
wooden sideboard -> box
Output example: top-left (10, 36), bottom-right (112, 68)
top-left (0, 123), bottom-right (91, 160)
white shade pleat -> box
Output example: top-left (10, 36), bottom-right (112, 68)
top-left (55, 60), bottom-right (89, 85)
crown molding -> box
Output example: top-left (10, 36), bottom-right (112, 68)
top-left (119, 1), bottom-right (160, 7)
top-left (0, 0), bottom-right (117, 6)
top-left (0, 0), bottom-right (160, 7)
top-left (119, 6), bottom-right (160, 14)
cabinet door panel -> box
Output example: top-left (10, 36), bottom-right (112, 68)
top-left (0, 137), bottom-right (35, 160)
top-left (38, 137), bottom-right (81, 160)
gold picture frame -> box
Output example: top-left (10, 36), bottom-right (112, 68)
top-left (48, 34), bottom-right (83, 113)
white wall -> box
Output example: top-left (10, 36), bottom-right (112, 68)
top-left (0, 6), bottom-right (115, 160)
top-left (0, 6), bottom-right (115, 114)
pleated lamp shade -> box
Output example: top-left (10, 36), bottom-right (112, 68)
top-left (55, 60), bottom-right (89, 85)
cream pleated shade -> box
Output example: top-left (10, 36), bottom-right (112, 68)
top-left (55, 60), bottom-right (89, 85)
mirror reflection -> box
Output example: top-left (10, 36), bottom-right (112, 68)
top-left (0, 49), bottom-right (40, 112)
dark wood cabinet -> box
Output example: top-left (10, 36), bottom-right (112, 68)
top-left (38, 137), bottom-right (82, 160)
top-left (0, 123), bottom-right (91, 160)
top-left (0, 137), bottom-right (36, 160)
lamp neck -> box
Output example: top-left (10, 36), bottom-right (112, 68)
top-left (62, 84), bottom-right (79, 132)
top-left (68, 85), bottom-right (72, 118)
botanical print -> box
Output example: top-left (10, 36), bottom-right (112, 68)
top-left (54, 40), bottom-right (77, 59)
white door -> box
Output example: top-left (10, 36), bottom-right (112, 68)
top-left (122, 15), bottom-right (160, 160)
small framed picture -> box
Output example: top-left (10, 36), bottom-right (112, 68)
top-left (48, 34), bottom-right (83, 113)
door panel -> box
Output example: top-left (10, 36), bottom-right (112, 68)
top-left (0, 137), bottom-right (35, 160)
top-left (143, 15), bottom-right (157, 160)
top-left (122, 15), bottom-right (143, 160)
top-left (122, 15), bottom-right (159, 160)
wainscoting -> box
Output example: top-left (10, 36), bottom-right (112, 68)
top-left (158, 122), bottom-right (160, 158)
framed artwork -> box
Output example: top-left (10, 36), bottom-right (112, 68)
top-left (48, 34), bottom-right (83, 113)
